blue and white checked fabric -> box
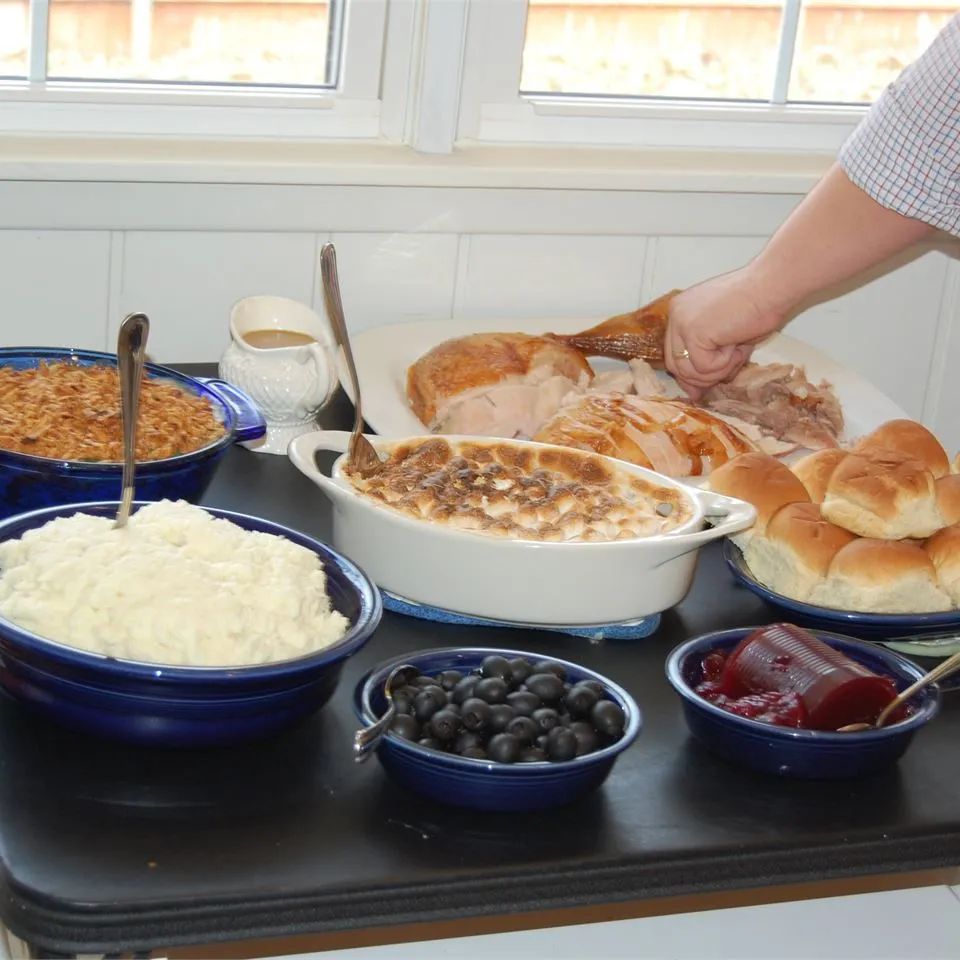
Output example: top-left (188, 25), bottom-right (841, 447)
top-left (839, 15), bottom-right (960, 237)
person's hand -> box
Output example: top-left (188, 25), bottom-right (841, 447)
top-left (664, 267), bottom-right (786, 399)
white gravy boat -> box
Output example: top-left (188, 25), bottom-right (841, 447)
top-left (219, 295), bottom-right (338, 455)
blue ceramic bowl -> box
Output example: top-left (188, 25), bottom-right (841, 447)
top-left (666, 627), bottom-right (939, 779)
top-left (0, 501), bottom-right (382, 747)
top-left (0, 347), bottom-right (266, 521)
top-left (356, 647), bottom-right (642, 812)
top-left (724, 540), bottom-right (960, 642)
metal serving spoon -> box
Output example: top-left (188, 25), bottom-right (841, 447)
top-left (353, 663), bottom-right (418, 763)
top-left (838, 649), bottom-right (960, 733)
top-left (114, 312), bottom-right (150, 529)
top-left (319, 242), bottom-right (383, 478)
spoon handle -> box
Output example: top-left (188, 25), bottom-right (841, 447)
top-left (115, 313), bottom-right (150, 529)
top-left (876, 649), bottom-right (960, 727)
top-left (320, 243), bottom-right (363, 439)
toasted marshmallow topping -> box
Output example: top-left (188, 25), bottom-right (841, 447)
top-left (345, 438), bottom-right (692, 542)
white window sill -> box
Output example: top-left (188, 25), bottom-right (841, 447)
top-left (0, 136), bottom-right (834, 193)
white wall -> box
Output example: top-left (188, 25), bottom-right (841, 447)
top-left (1, 176), bottom-right (957, 447)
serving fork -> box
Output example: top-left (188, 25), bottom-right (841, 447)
top-left (319, 243), bottom-right (383, 478)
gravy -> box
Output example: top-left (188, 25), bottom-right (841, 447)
top-left (242, 329), bottom-right (316, 349)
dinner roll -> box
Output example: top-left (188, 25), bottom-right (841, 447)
top-left (854, 419), bottom-right (949, 478)
top-left (706, 452), bottom-right (810, 547)
top-left (791, 448), bottom-right (848, 503)
top-left (925, 524), bottom-right (960, 605)
top-left (821, 448), bottom-right (940, 539)
top-left (743, 502), bottom-right (856, 602)
top-left (935, 474), bottom-right (960, 527)
top-left (810, 538), bottom-right (951, 613)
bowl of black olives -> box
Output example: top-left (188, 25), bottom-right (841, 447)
top-left (354, 647), bottom-right (642, 812)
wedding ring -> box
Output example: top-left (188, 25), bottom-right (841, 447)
top-left (674, 347), bottom-right (691, 361)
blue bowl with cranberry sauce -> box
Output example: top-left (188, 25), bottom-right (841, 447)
top-left (0, 501), bottom-right (382, 747)
top-left (666, 628), bottom-right (939, 779)
top-left (0, 347), bottom-right (266, 521)
top-left (355, 647), bottom-right (642, 812)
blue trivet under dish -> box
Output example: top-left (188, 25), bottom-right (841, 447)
top-left (381, 592), bottom-right (661, 640)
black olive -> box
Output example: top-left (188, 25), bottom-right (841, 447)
top-left (506, 715), bottom-right (538, 745)
top-left (429, 708), bottom-right (461, 742)
top-left (418, 737), bottom-right (441, 751)
top-left (591, 700), bottom-right (626, 738)
top-left (545, 726), bottom-right (577, 761)
top-left (506, 690), bottom-right (541, 716)
top-left (581, 680), bottom-right (605, 698)
top-left (535, 733), bottom-right (549, 749)
top-left (412, 675), bottom-right (437, 688)
top-left (507, 657), bottom-right (532, 686)
top-left (557, 712), bottom-right (573, 726)
top-left (519, 746), bottom-right (547, 763)
top-left (487, 703), bottom-right (515, 733)
top-left (391, 714), bottom-right (420, 741)
top-left (455, 730), bottom-right (483, 753)
top-left (531, 707), bottom-right (560, 733)
top-left (569, 720), bottom-right (599, 756)
top-left (534, 660), bottom-right (567, 681)
top-left (436, 669), bottom-right (464, 691)
top-left (481, 655), bottom-right (513, 682)
top-left (451, 675), bottom-right (481, 705)
top-left (474, 677), bottom-right (509, 704)
top-left (565, 683), bottom-right (600, 718)
top-left (397, 684), bottom-right (422, 702)
top-left (525, 673), bottom-right (564, 703)
top-left (414, 690), bottom-right (445, 722)
top-left (460, 697), bottom-right (492, 731)
top-left (460, 745), bottom-right (488, 760)
top-left (421, 683), bottom-right (448, 704)
top-left (487, 733), bottom-right (520, 764)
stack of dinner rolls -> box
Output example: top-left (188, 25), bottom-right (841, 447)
top-left (708, 419), bottom-right (960, 614)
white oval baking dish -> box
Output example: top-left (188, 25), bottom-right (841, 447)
top-left (289, 431), bottom-right (756, 626)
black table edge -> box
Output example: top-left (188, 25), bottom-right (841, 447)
top-left (5, 833), bottom-right (959, 955)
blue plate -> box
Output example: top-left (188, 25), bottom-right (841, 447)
top-left (723, 539), bottom-right (960, 643)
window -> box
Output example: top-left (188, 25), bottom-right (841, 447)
top-left (0, 0), bottom-right (951, 156)
top-left (517, 0), bottom-right (951, 106)
top-left (0, 0), bottom-right (402, 139)
top-left (457, 0), bottom-right (952, 153)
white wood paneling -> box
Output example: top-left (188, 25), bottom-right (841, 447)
top-left (325, 233), bottom-right (459, 333)
top-left (926, 255), bottom-right (960, 453)
top-left (115, 231), bottom-right (319, 362)
top-left (0, 230), bottom-right (110, 350)
top-left (787, 247), bottom-right (950, 421)
top-left (456, 234), bottom-right (648, 319)
top-left (0, 182), bottom-right (802, 236)
top-left (645, 236), bottom-right (768, 300)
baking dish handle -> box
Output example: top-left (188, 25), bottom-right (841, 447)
top-left (197, 377), bottom-right (267, 443)
top-left (655, 489), bottom-right (756, 564)
top-left (288, 429), bottom-right (353, 485)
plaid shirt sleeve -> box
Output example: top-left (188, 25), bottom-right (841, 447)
top-left (839, 14), bottom-right (960, 236)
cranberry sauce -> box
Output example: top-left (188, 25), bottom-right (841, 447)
top-left (694, 624), bottom-right (899, 731)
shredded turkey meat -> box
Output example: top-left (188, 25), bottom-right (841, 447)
top-left (700, 363), bottom-right (843, 450)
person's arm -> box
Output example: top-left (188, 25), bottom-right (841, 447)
top-left (666, 14), bottom-right (960, 395)
top-left (748, 163), bottom-right (935, 317)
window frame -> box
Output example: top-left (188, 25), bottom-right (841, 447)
top-left (455, 0), bottom-right (871, 154)
top-left (0, 0), bottom-right (410, 141)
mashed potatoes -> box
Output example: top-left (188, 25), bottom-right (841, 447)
top-left (0, 500), bottom-right (350, 666)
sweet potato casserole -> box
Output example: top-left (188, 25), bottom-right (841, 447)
top-left (345, 437), bottom-right (692, 542)
top-left (0, 362), bottom-right (225, 462)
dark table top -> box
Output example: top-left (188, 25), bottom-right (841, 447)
top-left (1, 381), bottom-right (959, 956)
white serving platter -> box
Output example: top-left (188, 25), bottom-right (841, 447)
top-left (339, 317), bottom-right (907, 448)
